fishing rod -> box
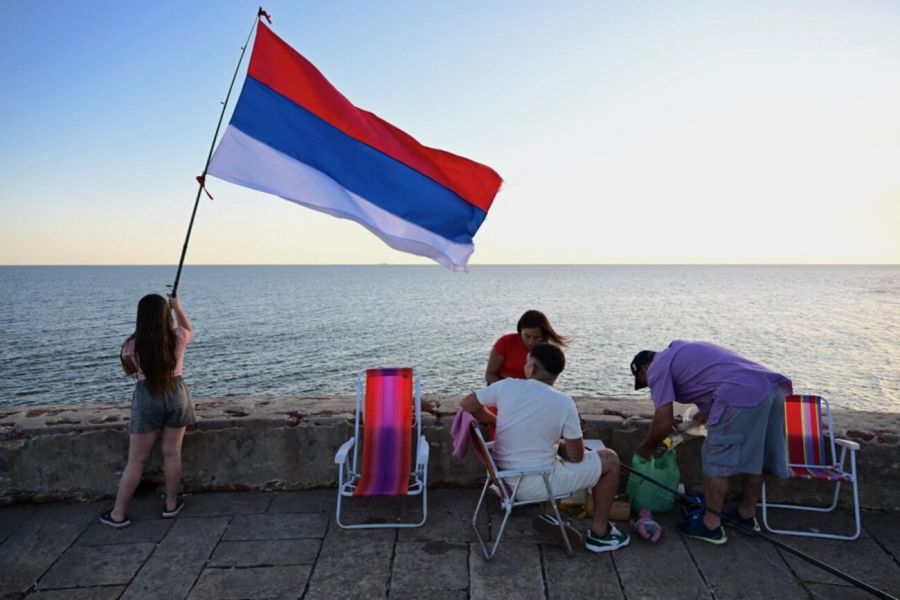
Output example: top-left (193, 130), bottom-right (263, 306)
top-left (170, 7), bottom-right (270, 296)
top-left (621, 463), bottom-right (897, 600)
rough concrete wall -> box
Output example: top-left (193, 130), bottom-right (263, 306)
top-left (1, 397), bottom-right (898, 510)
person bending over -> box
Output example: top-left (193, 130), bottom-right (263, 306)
top-left (463, 343), bottom-right (629, 553)
top-left (631, 340), bottom-right (791, 545)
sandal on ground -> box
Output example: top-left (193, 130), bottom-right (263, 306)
top-left (99, 510), bottom-right (130, 529)
top-left (532, 513), bottom-right (585, 550)
top-left (162, 498), bottom-right (185, 518)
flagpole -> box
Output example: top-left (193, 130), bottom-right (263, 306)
top-left (170, 7), bottom-right (269, 296)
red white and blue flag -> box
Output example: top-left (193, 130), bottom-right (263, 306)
top-left (207, 23), bottom-right (503, 271)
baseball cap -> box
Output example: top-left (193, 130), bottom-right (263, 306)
top-left (630, 350), bottom-right (654, 390)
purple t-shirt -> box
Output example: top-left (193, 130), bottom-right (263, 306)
top-left (647, 340), bottom-right (792, 426)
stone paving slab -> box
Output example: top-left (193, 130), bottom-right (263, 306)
top-left (303, 526), bottom-right (395, 600)
top-left (687, 525), bottom-right (808, 599)
top-left (0, 504), bottom-right (34, 545)
top-left (865, 511), bottom-right (900, 567)
top-left (390, 540), bottom-right (469, 595)
top-left (806, 582), bottom-right (879, 599)
top-left (76, 518), bottom-right (173, 546)
top-left (119, 516), bottom-right (231, 600)
top-left (177, 491), bottom-right (273, 517)
top-left (267, 489), bottom-right (335, 514)
top-left (222, 512), bottom-right (329, 541)
top-left (469, 541), bottom-right (544, 600)
top-left (542, 546), bottom-right (624, 598)
top-left (209, 539), bottom-right (321, 567)
top-left (37, 542), bottom-right (156, 589)
top-left (1, 489), bottom-right (897, 599)
top-left (766, 509), bottom-right (900, 597)
top-left (188, 565), bottom-right (312, 600)
top-left (611, 511), bottom-right (711, 599)
top-left (0, 501), bottom-right (103, 596)
top-left (25, 585), bottom-right (126, 599)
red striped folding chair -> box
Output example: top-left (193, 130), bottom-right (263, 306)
top-left (334, 368), bottom-right (428, 529)
top-left (761, 394), bottom-right (861, 540)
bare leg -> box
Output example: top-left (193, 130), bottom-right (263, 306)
top-left (703, 475), bottom-right (728, 529)
top-left (161, 426), bottom-right (187, 511)
top-left (112, 432), bottom-right (158, 521)
top-left (738, 474), bottom-right (764, 519)
top-left (590, 449), bottom-right (620, 534)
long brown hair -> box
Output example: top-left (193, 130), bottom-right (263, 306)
top-left (133, 294), bottom-right (177, 395)
top-left (517, 310), bottom-right (568, 347)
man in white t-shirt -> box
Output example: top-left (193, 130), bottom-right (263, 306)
top-left (461, 343), bottom-right (629, 553)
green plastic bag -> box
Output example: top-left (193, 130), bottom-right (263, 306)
top-left (625, 451), bottom-right (681, 514)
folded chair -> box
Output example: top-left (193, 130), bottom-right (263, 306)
top-left (469, 423), bottom-right (575, 559)
top-left (334, 368), bottom-right (428, 529)
top-left (761, 394), bottom-right (861, 540)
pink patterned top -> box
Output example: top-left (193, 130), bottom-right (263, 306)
top-left (120, 327), bottom-right (192, 381)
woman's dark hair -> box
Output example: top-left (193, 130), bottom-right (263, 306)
top-left (529, 343), bottom-right (566, 376)
top-left (517, 310), bottom-right (567, 347)
top-left (134, 294), bottom-right (176, 396)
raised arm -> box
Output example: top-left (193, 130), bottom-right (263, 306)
top-left (484, 349), bottom-right (504, 384)
top-left (169, 295), bottom-right (192, 333)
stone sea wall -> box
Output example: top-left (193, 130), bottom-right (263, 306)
top-left (1, 397), bottom-right (899, 510)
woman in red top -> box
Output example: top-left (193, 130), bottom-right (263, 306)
top-left (485, 310), bottom-right (568, 383)
top-left (483, 310), bottom-right (567, 438)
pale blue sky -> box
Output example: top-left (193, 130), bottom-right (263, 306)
top-left (2, 0), bottom-right (898, 265)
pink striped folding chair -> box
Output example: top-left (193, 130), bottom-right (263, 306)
top-left (334, 368), bottom-right (428, 529)
top-left (761, 394), bottom-right (861, 540)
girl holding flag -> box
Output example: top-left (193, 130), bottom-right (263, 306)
top-left (101, 294), bottom-right (196, 528)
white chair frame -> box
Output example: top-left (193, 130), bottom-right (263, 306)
top-left (334, 369), bottom-right (428, 529)
top-left (469, 424), bottom-right (575, 560)
top-left (761, 395), bottom-right (861, 540)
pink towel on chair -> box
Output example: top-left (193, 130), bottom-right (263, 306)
top-left (451, 410), bottom-right (478, 459)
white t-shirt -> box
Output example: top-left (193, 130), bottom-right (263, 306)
top-left (476, 378), bottom-right (583, 472)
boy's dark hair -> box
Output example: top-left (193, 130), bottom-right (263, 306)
top-left (529, 343), bottom-right (566, 376)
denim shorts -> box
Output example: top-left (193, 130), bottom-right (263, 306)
top-left (702, 387), bottom-right (788, 478)
top-left (129, 377), bottom-right (196, 433)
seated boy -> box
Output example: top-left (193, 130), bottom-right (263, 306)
top-left (461, 343), bottom-right (629, 553)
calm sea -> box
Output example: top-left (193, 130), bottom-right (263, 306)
top-left (1, 265), bottom-right (897, 412)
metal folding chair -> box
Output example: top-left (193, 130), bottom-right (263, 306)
top-left (761, 394), bottom-right (861, 540)
top-left (334, 368), bottom-right (428, 529)
top-left (469, 423), bottom-right (575, 559)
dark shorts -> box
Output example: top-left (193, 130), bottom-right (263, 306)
top-left (702, 387), bottom-right (789, 478)
top-left (130, 377), bottom-right (196, 434)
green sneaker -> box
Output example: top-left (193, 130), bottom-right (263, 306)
top-left (585, 523), bottom-right (630, 553)
top-left (677, 512), bottom-right (727, 545)
top-left (723, 507), bottom-right (761, 533)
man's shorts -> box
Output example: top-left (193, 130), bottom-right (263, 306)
top-left (516, 451), bottom-right (603, 502)
top-left (702, 387), bottom-right (789, 478)
top-left (130, 377), bottom-right (196, 434)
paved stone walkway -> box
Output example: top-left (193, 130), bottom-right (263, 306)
top-left (1, 489), bottom-right (897, 599)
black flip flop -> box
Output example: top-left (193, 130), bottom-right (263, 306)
top-left (99, 510), bottom-right (130, 529)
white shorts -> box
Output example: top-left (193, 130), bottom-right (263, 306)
top-left (515, 451), bottom-right (603, 502)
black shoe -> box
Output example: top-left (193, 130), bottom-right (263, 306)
top-left (161, 498), bottom-right (185, 518)
top-left (677, 513), bottom-right (727, 545)
top-left (723, 507), bottom-right (761, 533)
top-left (99, 510), bottom-right (130, 529)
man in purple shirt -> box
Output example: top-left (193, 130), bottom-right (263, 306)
top-left (631, 340), bottom-right (792, 545)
